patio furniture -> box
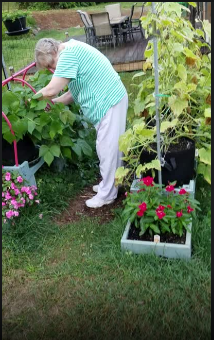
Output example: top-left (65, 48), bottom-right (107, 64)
top-left (77, 10), bottom-right (95, 45)
top-left (90, 12), bottom-right (117, 48)
top-left (105, 3), bottom-right (127, 22)
top-left (127, 2), bottom-right (146, 40)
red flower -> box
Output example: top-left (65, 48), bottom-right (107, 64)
top-left (187, 205), bottom-right (194, 213)
top-left (176, 211), bottom-right (183, 218)
top-left (157, 205), bottom-right (165, 211)
top-left (139, 202), bottom-right (147, 212)
top-left (141, 176), bottom-right (154, 187)
top-left (166, 185), bottom-right (175, 192)
top-left (156, 210), bottom-right (166, 219)
top-left (179, 188), bottom-right (187, 195)
top-left (167, 205), bottom-right (172, 209)
top-left (137, 210), bottom-right (144, 217)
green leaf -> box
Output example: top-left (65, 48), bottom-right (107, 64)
top-left (188, 2), bottom-right (196, 7)
top-left (2, 122), bottom-right (10, 134)
top-left (77, 139), bottom-right (92, 157)
top-left (134, 98), bottom-right (145, 115)
top-left (34, 100), bottom-right (47, 111)
top-left (198, 148), bottom-right (211, 165)
top-left (44, 151), bottom-right (54, 166)
top-left (50, 145), bottom-right (61, 157)
top-left (60, 135), bottom-right (73, 147)
top-left (32, 92), bottom-right (43, 99)
top-left (168, 95), bottom-right (188, 116)
top-left (160, 119), bottom-right (178, 133)
top-left (204, 108), bottom-right (211, 118)
top-left (183, 48), bottom-right (198, 59)
top-left (39, 145), bottom-right (49, 157)
top-left (28, 120), bottom-right (36, 134)
top-left (3, 132), bottom-right (16, 144)
top-left (67, 111), bottom-right (76, 126)
top-left (115, 167), bottom-right (130, 186)
top-left (197, 163), bottom-right (211, 184)
top-left (62, 147), bottom-right (72, 159)
top-left (150, 224), bottom-right (160, 234)
top-left (177, 64), bottom-right (187, 82)
top-left (72, 144), bottom-right (82, 158)
top-left (40, 112), bottom-right (51, 126)
top-left (132, 71), bottom-right (146, 79)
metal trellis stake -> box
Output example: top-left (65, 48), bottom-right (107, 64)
top-left (152, 2), bottom-right (162, 187)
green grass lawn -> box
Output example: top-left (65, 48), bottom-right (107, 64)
top-left (2, 161), bottom-right (211, 339)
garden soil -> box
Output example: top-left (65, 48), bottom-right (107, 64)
top-left (32, 8), bottom-right (143, 30)
top-left (55, 185), bottom-right (126, 226)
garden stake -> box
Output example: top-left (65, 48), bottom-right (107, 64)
top-left (152, 2), bottom-right (162, 187)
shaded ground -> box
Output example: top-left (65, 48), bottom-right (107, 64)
top-left (32, 8), bottom-right (144, 30)
top-left (55, 184), bottom-right (126, 226)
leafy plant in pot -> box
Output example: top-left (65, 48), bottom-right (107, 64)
top-left (121, 176), bottom-right (201, 258)
top-left (2, 10), bottom-right (29, 33)
top-left (115, 2), bottom-right (211, 187)
top-left (2, 72), bottom-right (94, 168)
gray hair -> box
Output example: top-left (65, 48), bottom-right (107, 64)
top-left (35, 38), bottom-right (62, 69)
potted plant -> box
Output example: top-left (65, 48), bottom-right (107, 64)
top-left (115, 2), bottom-right (211, 187)
top-left (2, 70), bottom-right (94, 169)
top-left (2, 10), bottom-right (29, 34)
top-left (121, 176), bottom-right (201, 259)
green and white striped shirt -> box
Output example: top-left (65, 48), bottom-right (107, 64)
top-left (53, 39), bottom-right (127, 125)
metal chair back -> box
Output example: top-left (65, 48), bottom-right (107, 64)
top-left (90, 12), bottom-right (112, 37)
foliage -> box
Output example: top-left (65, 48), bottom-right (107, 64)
top-left (18, 2), bottom-right (98, 10)
top-left (2, 10), bottom-right (30, 22)
top-left (2, 70), bottom-right (95, 167)
top-left (2, 168), bottom-right (40, 224)
top-left (115, 2), bottom-right (211, 186)
top-left (122, 176), bottom-right (200, 237)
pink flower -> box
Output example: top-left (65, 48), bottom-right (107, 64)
top-left (156, 210), bottom-right (166, 219)
top-left (14, 189), bottom-right (20, 195)
top-left (167, 205), bottom-right (172, 209)
top-left (166, 185), bottom-right (175, 192)
top-left (157, 205), bottom-right (165, 211)
top-left (17, 176), bottom-right (23, 183)
top-left (179, 189), bottom-right (187, 195)
top-left (125, 192), bottom-right (128, 197)
top-left (14, 211), bottom-right (19, 217)
top-left (2, 192), bottom-right (5, 197)
top-left (5, 172), bottom-right (11, 181)
top-left (5, 192), bottom-right (12, 200)
top-left (39, 214), bottom-right (43, 219)
top-left (29, 194), bottom-right (34, 200)
top-left (11, 182), bottom-right (16, 190)
top-left (2, 202), bottom-right (6, 206)
top-left (6, 210), bottom-right (14, 219)
top-left (139, 202), bottom-right (147, 212)
top-left (176, 211), bottom-right (183, 218)
top-left (35, 200), bottom-right (40, 204)
top-left (141, 176), bottom-right (154, 187)
top-left (137, 210), bottom-right (144, 217)
top-left (187, 205), bottom-right (194, 213)
top-left (11, 199), bottom-right (19, 209)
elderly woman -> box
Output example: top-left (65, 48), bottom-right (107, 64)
top-left (34, 38), bottom-right (128, 208)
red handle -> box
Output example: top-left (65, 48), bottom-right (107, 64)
top-left (2, 112), bottom-right (19, 167)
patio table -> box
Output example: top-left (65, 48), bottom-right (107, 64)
top-left (110, 15), bottom-right (129, 44)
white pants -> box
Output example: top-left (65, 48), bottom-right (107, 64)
top-left (95, 93), bottom-right (128, 201)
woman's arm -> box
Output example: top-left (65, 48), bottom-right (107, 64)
top-left (36, 76), bottom-right (70, 99)
top-left (52, 91), bottom-right (74, 105)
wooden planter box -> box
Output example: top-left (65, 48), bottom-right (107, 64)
top-left (121, 221), bottom-right (192, 260)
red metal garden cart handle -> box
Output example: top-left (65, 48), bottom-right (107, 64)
top-left (2, 111), bottom-right (19, 167)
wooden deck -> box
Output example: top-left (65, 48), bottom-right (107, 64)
top-left (23, 32), bottom-right (148, 75)
top-left (70, 32), bottom-right (148, 72)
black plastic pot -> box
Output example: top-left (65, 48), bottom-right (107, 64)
top-left (2, 134), bottom-right (39, 166)
top-left (3, 16), bottom-right (26, 32)
top-left (140, 137), bottom-right (195, 186)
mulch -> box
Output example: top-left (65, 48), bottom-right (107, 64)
top-left (55, 185), bottom-right (126, 226)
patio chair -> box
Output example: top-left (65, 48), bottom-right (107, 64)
top-left (77, 10), bottom-right (95, 45)
top-left (90, 12), bottom-right (116, 48)
top-left (105, 3), bottom-right (128, 22)
top-left (126, 2), bottom-right (146, 40)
